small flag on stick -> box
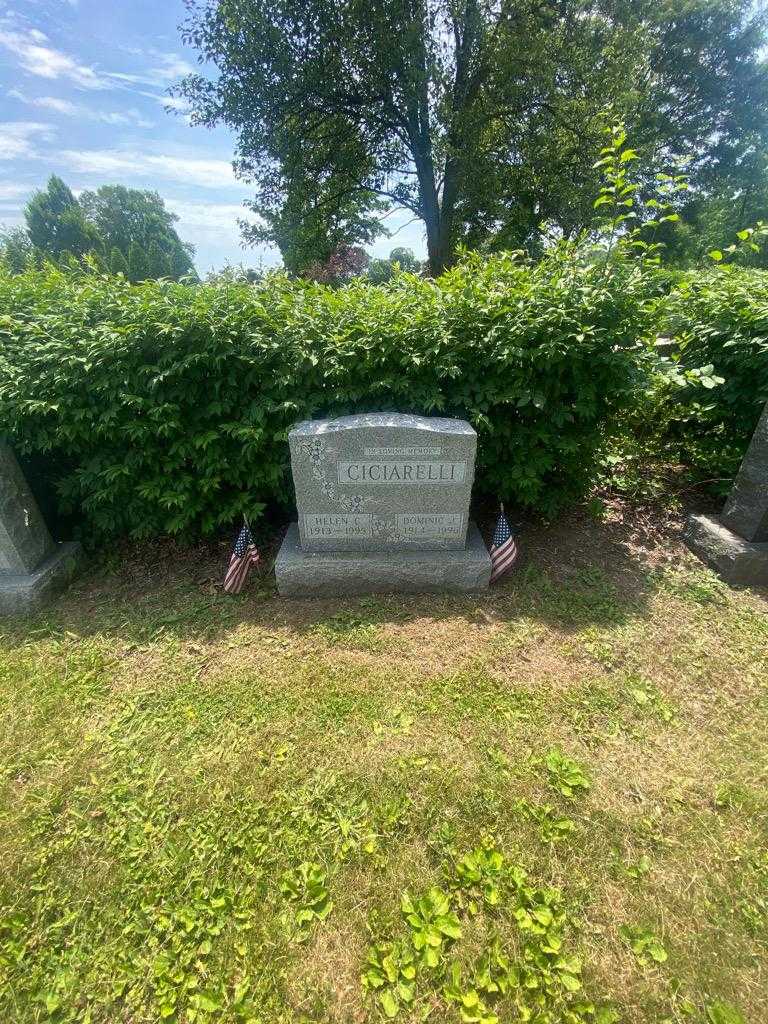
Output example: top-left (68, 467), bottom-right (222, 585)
top-left (490, 504), bottom-right (519, 583)
top-left (223, 519), bottom-right (260, 594)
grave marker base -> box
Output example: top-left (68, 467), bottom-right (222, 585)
top-left (684, 514), bottom-right (768, 587)
top-left (0, 542), bottom-right (83, 616)
top-left (275, 522), bottom-right (491, 597)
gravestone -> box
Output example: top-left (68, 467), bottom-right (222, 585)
top-left (275, 413), bottom-right (491, 596)
top-left (0, 443), bottom-right (82, 614)
top-left (685, 400), bottom-right (768, 586)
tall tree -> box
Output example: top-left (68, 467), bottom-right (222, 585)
top-left (147, 239), bottom-right (173, 278)
top-left (127, 241), bottom-right (150, 284)
top-left (0, 226), bottom-right (34, 273)
top-left (25, 176), bottom-right (101, 259)
top-left (178, 0), bottom-right (768, 274)
top-left (108, 246), bottom-right (129, 277)
top-left (231, 94), bottom-right (387, 274)
top-left (656, 144), bottom-right (768, 268)
top-left (367, 246), bottom-right (422, 283)
top-left (242, 165), bottom-right (386, 277)
top-left (80, 186), bottom-right (196, 280)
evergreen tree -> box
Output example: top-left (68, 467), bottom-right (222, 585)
top-left (25, 176), bottom-right (101, 260)
top-left (80, 186), bottom-right (195, 281)
top-left (127, 241), bottom-right (150, 283)
top-left (109, 246), bottom-right (129, 276)
top-left (147, 240), bottom-right (172, 278)
top-left (0, 226), bottom-right (34, 273)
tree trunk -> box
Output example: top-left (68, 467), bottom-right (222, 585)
top-left (410, 132), bottom-right (450, 276)
top-left (425, 209), bottom-right (452, 277)
top-left (412, 0), bottom-right (479, 276)
top-left (413, 145), bottom-right (456, 277)
top-left (424, 211), bottom-right (457, 276)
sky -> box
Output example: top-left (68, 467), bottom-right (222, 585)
top-left (0, 0), bottom-right (426, 274)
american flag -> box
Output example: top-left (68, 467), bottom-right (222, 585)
top-left (223, 521), bottom-right (260, 594)
top-left (490, 507), bottom-right (519, 583)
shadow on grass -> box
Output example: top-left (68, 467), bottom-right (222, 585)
top-left (0, 510), bottom-right (671, 648)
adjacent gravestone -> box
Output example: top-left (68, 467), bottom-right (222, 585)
top-left (0, 443), bottom-right (82, 614)
top-left (685, 400), bottom-right (768, 586)
top-left (275, 413), bottom-right (491, 596)
top-left (720, 401), bottom-right (768, 543)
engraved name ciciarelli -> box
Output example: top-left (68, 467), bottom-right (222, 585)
top-left (337, 460), bottom-right (466, 485)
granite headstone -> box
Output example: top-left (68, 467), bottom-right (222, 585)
top-left (275, 413), bottom-right (491, 596)
top-left (721, 400), bottom-right (768, 543)
top-left (0, 443), bottom-right (82, 614)
top-left (685, 399), bottom-right (768, 586)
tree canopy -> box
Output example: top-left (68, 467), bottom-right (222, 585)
top-left (79, 185), bottom-right (195, 280)
top-left (0, 227), bottom-right (34, 274)
top-left (178, 0), bottom-right (768, 275)
top-left (25, 176), bottom-right (101, 260)
top-left (367, 246), bottom-right (423, 283)
top-left (12, 177), bottom-right (197, 281)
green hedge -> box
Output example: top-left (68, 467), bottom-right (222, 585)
top-left (656, 267), bottom-right (768, 481)
top-left (0, 251), bottom-right (648, 541)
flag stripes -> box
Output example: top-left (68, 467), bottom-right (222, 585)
top-left (489, 508), bottom-right (519, 583)
top-left (224, 522), bottom-right (260, 594)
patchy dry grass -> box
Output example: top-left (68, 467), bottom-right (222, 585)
top-left (0, 509), bottom-right (766, 1024)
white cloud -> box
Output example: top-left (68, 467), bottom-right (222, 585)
top-left (9, 89), bottom-right (154, 128)
top-left (107, 71), bottom-right (163, 87)
top-left (0, 27), bottom-right (110, 89)
top-left (98, 108), bottom-right (155, 128)
top-left (0, 182), bottom-right (31, 201)
top-left (101, 55), bottom-right (194, 91)
top-left (137, 92), bottom-right (192, 123)
top-left (149, 53), bottom-right (194, 81)
top-left (0, 121), bottom-right (54, 160)
top-left (28, 95), bottom-right (79, 115)
top-left (165, 199), bottom-right (258, 235)
top-left (58, 148), bottom-right (240, 189)
top-left (0, 26), bottom-right (191, 95)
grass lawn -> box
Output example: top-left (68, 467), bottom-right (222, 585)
top-left (1, 505), bottom-right (766, 1024)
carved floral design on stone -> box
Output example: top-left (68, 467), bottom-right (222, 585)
top-left (340, 495), bottom-right (366, 514)
top-left (299, 438), bottom-right (336, 499)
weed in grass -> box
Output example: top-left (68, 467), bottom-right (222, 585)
top-left (542, 748), bottom-right (592, 799)
top-left (660, 567), bottom-right (730, 607)
top-left (514, 799), bottom-right (577, 844)
top-left (619, 924), bottom-right (668, 966)
top-left (610, 850), bottom-right (652, 883)
top-left (729, 848), bottom-right (768, 940)
top-left (362, 839), bottom-right (616, 1023)
top-left (560, 680), bottom-right (623, 744)
top-left (706, 1000), bottom-right (747, 1024)
top-left (0, 757), bottom-right (403, 1022)
top-left (280, 862), bottom-right (333, 939)
top-left (573, 626), bottom-right (621, 669)
top-left (624, 675), bottom-right (676, 724)
top-left (373, 706), bottom-right (414, 737)
top-left (485, 746), bottom-right (511, 775)
top-left (713, 781), bottom-right (757, 812)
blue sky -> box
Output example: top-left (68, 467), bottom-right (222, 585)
top-left (0, 0), bottom-right (426, 274)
